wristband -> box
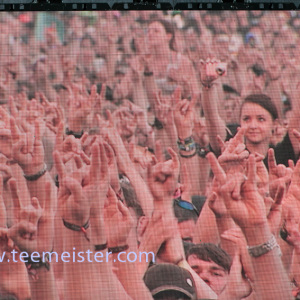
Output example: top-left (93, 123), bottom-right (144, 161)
top-left (108, 245), bottom-right (129, 253)
top-left (95, 243), bottom-right (108, 251)
top-left (144, 71), bottom-right (154, 77)
top-left (25, 252), bottom-right (50, 281)
top-left (177, 136), bottom-right (196, 152)
top-left (63, 219), bottom-right (90, 242)
top-left (65, 128), bottom-right (84, 139)
top-left (196, 144), bottom-right (210, 158)
top-left (23, 163), bottom-right (47, 181)
top-left (179, 151), bottom-right (197, 158)
top-left (247, 235), bottom-right (281, 258)
top-left (200, 80), bottom-right (215, 90)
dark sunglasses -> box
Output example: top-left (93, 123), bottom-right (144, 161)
top-left (174, 198), bottom-right (199, 216)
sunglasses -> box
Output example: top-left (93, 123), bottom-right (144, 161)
top-left (174, 198), bottom-right (199, 216)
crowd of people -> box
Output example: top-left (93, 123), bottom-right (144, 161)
top-left (0, 10), bottom-right (299, 300)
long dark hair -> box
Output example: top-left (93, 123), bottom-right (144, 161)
top-left (149, 19), bottom-right (176, 51)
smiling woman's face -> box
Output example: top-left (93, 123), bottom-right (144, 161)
top-left (147, 22), bottom-right (171, 49)
top-left (240, 102), bottom-right (274, 145)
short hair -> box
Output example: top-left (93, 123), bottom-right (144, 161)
top-left (173, 201), bottom-right (199, 223)
top-left (241, 94), bottom-right (278, 120)
top-left (187, 243), bottom-right (232, 273)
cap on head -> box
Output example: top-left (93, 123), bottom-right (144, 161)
top-left (144, 263), bottom-right (196, 299)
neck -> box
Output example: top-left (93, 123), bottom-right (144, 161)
top-left (246, 141), bottom-right (270, 158)
top-left (151, 44), bottom-right (171, 57)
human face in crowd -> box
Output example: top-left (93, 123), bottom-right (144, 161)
top-left (224, 99), bottom-right (237, 124)
top-left (240, 102), bottom-right (274, 145)
top-left (187, 255), bottom-right (229, 295)
top-left (177, 220), bottom-right (196, 243)
top-left (147, 22), bottom-right (171, 49)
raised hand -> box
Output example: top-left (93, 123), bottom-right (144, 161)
top-left (199, 58), bottom-right (227, 89)
top-left (104, 187), bottom-right (134, 248)
top-left (283, 158), bottom-right (300, 218)
top-left (218, 128), bottom-right (249, 173)
top-left (8, 187), bottom-right (42, 254)
top-left (207, 153), bottom-right (267, 229)
top-left (173, 91), bottom-right (196, 140)
top-left (53, 151), bottom-right (89, 226)
top-left (148, 147), bottom-right (179, 203)
top-left (10, 117), bottom-right (45, 176)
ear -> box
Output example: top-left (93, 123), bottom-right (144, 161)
top-left (137, 215), bottom-right (149, 240)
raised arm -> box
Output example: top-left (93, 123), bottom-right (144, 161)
top-left (199, 59), bottom-right (227, 155)
top-left (208, 153), bottom-right (293, 300)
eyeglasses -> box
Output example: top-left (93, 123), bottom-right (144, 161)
top-left (174, 198), bottom-right (199, 216)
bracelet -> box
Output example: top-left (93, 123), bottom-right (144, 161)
top-left (23, 163), bottom-right (47, 181)
top-left (196, 144), bottom-right (210, 158)
top-left (144, 71), bottom-right (154, 77)
top-left (177, 136), bottom-right (196, 152)
top-left (108, 245), bottom-right (129, 253)
top-left (179, 151), bottom-right (197, 158)
top-left (247, 235), bottom-right (281, 258)
top-left (200, 80), bottom-right (215, 90)
top-left (25, 252), bottom-right (50, 281)
top-left (95, 243), bottom-right (108, 251)
top-left (63, 219), bottom-right (90, 242)
top-left (65, 127), bottom-right (84, 139)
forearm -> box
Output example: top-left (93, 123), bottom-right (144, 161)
top-left (112, 248), bottom-right (153, 300)
top-left (202, 85), bottom-right (226, 154)
top-left (290, 248), bottom-right (300, 287)
top-left (217, 217), bottom-right (238, 258)
top-left (244, 225), bottom-right (293, 300)
top-left (132, 78), bottom-right (148, 111)
top-left (29, 266), bottom-right (59, 300)
top-left (179, 154), bottom-right (209, 196)
top-left (143, 74), bottom-right (157, 110)
top-left (193, 200), bottom-right (219, 244)
top-left (62, 228), bottom-right (101, 299)
top-left (122, 158), bottom-right (154, 217)
top-left (25, 171), bottom-right (57, 210)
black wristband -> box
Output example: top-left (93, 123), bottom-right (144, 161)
top-left (95, 243), bottom-right (108, 251)
top-left (144, 71), bottom-right (154, 77)
top-left (23, 163), bottom-right (47, 181)
top-left (108, 245), bottom-right (129, 253)
top-left (63, 219), bottom-right (90, 242)
top-left (63, 219), bottom-right (90, 232)
top-left (179, 151), bottom-right (197, 158)
top-left (25, 253), bottom-right (51, 271)
top-left (196, 144), bottom-right (210, 158)
top-left (65, 128), bottom-right (84, 139)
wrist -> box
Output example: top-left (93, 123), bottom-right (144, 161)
top-left (247, 234), bottom-right (281, 258)
top-left (243, 223), bottom-right (272, 247)
top-left (23, 163), bottom-right (47, 181)
top-left (67, 122), bottom-right (84, 134)
top-left (108, 244), bottom-right (129, 253)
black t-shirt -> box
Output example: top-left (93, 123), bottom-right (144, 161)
top-left (223, 124), bottom-right (296, 167)
top-left (273, 133), bottom-right (296, 167)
